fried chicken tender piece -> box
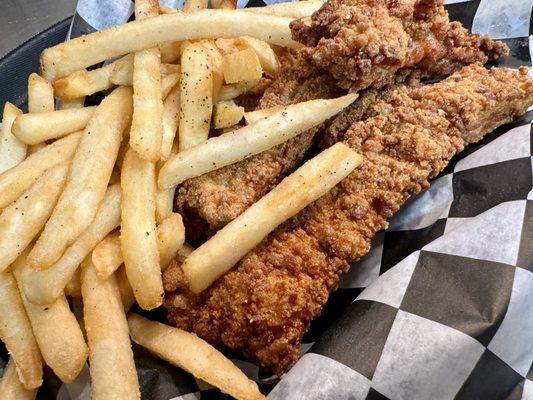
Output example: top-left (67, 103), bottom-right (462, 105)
top-left (165, 65), bottom-right (533, 374)
top-left (175, 0), bottom-right (508, 236)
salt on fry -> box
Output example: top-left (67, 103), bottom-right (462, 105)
top-left (160, 85), bottom-right (180, 160)
top-left (0, 132), bottom-right (81, 210)
top-left (0, 103), bottom-right (26, 174)
top-left (28, 87), bottom-right (132, 270)
top-left (179, 42), bottom-right (213, 150)
top-left (12, 106), bottom-right (95, 145)
top-left (120, 148), bottom-right (162, 310)
top-left (92, 232), bottom-right (123, 279)
top-left (213, 100), bottom-right (244, 129)
top-left (222, 48), bottom-right (263, 84)
top-left (0, 164), bottom-right (69, 272)
top-left (81, 259), bottom-right (140, 400)
top-left (12, 250), bottom-right (88, 383)
top-left (128, 313), bottom-right (265, 400)
top-left (0, 271), bottom-right (42, 389)
top-left (0, 358), bottom-right (38, 400)
top-left (40, 11), bottom-right (297, 80)
top-left (182, 142), bottom-right (363, 293)
top-left (159, 94), bottom-right (358, 188)
top-left (19, 185), bottom-right (121, 305)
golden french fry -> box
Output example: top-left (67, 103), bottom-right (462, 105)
top-left (128, 313), bottom-right (265, 400)
top-left (12, 106), bottom-right (95, 145)
top-left (0, 164), bottom-right (69, 272)
top-left (161, 72), bottom-right (180, 100)
top-left (183, 142), bottom-right (363, 293)
top-left (155, 185), bottom-right (175, 224)
top-left (159, 6), bottom-right (179, 14)
top-left (116, 266), bottom-right (135, 311)
top-left (130, 48), bottom-right (163, 162)
top-left (92, 232), bottom-right (123, 279)
top-left (161, 64), bottom-right (181, 75)
top-left (28, 73), bottom-right (54, 113)
top-left (211, 0), bottom-right (237, 9)
top-left (59, 97), bottom-right (86, 110)
top-left (213, 100), bottom-right (244, 129)
top-left (0, 271), bottom-right (42, 389)
top-left (81, 259), bottom-right (140, 400)
top-left (0, 103), bottom-right (26, 174)
top-left (19, 185), bottom-right (121, 305)
top-left (183, 0), bottom-right (208, 12)
top-left (28, 87), bottom-right (132, 270)
top-left (219, 80), bottom-right (259, 101)
top-left (12, 250), bottom-right (88, 383)
top-left (27, 143), bottom-right (47, 155)
top-left (244, 0), bottom-right (323, 18)
top-left (160, 85), bottom-right (180, 160)
top-left (0, 132), bottom-right (81, 210)
top-left (157, 213), bottom-right (185, 271)
top-left (135, 0), bottom-right (159, 19)
top-left (215, 38), bottom-right (239, 55)
top-left (65, 267), bottom-right (82, 298)
top-left (40, 12), bottom-right (297, 80)
top-left (0, 358), bottom-right (38, 400)
top-left (159, 94), bottom-right (358, 188)
top-left (110, 59), bottom-right (179, 87)
top-left (197, 40), bottom-right (224, 102)
top-left (179, 42), bottom-right (213, 150)
top-left (121, 148), bottom-right (162, 310)
top-left (160, 41), bottom-right (182, 64)
top-left (223, 48), bottom-right (263, 84)
top-left (235, 36), bottom-right (280, 76)
top-left (244, 105), bottom-right (285, 125)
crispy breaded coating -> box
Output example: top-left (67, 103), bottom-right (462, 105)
top-left (175, 0), bottom-right (508, 236)
top-left (165, 65), bottom-right (533, 374)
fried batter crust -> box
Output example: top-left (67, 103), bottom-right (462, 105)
top-left (165, 65), bottom-right (533, 374)
top-left (175, 0), bottom-right (508, 235)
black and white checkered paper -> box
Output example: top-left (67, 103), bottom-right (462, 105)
top-left (1, 0), bottom-right (533, 399)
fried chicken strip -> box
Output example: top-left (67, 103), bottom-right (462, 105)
top-left (165, 65), bottom-right (533, 374)
top-left (175, 0), bottom-right (508, 236)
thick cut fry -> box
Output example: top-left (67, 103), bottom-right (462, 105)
top-left (0, 164), bottom-right (69, 272)
top-left (0, 358), bottom-right (38, 400)
top-left (59, 98), bottom-right (86, 109)
top-left (235, 36), bottom-right (280, 76)
top-left (28, 87), bottom-right (132, 270)
top-left (28, 73), bottom-right (54, 113)
top-left (12, 251), bottom-right (87, 383)
top-left (179, 42), bottom-right (213, 150)
top-left (178, 43), bottom-right (213, 151)
top-left (244, 105), bottom-right (285, 125)
top-left (0, 132), bottom-right (81, 210)
top-left (116, 266), bottom-right (135, 311)
top-left (162, 72), bottom-right (181, 100)
top-left (244, 0), bottom-right (323, 18)
top-left (161, 85), bottom-right (180, 160)
top-left (183, 0), bottom-right (208, 12)
top-left (213, 100), bottom-right (244, 129)
top-left (121, 148), bottom-right (162, 310)
top-left (0, 272), bottom-right (42, 390)
top-left (20, 185), bottom-right (121, 305)
top-left (197, 40), bottom-right (224, 102)
top-left (65, 268), bottom-right (82, 298)
top-left (12, 106), bottom-right (95, 145)
top-left (81, 259), bottom-right (140, 400)
top-left (0, 103), bottom-right (25, 174)
top-left (223, 48), bottom-right (263, 84)
top-left (130, 48), bottom-right (163, 162)
top-left (211, 0), bottom-right (237, 9)
top-left (135, 0), bottom-right (158, 19)
top-left (157, 213), bottom-right (185, 271)
top-left (128, 314), bottom-right (264, 400)
top-left (182, 142), bottom-right (362, 293)
top-left (159, 94), bottom-right (357, 188)
top-left (111, 59), bottom-right (179, 87)
top-left (219, 79), bottom-right (259, 101)
top-left (92, 232), bottom-right (123, 279)
top-left (40, 12), bottom-right (297, 80)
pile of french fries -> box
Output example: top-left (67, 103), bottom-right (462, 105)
top-left (0, 0), bottom-right (363, 399)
